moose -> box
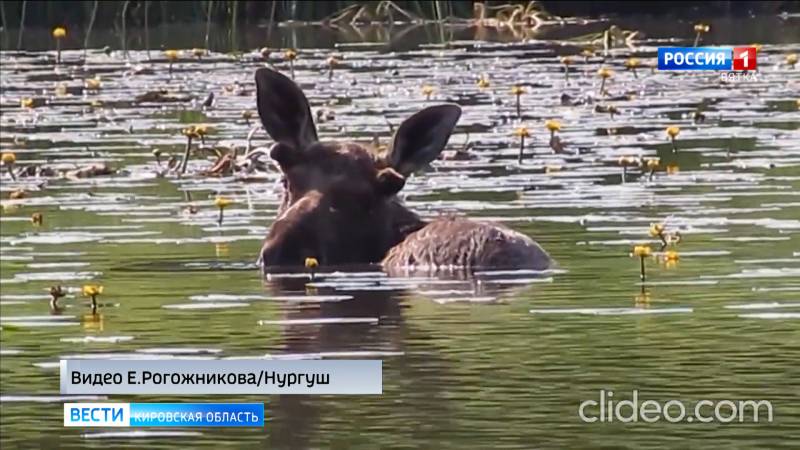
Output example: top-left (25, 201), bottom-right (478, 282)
top-left (255, 68), bottom-right (552, 272)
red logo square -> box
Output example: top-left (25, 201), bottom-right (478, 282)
top-left (733, 47), bottom-right (757, 71)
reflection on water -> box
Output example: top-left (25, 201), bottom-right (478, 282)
top-left (1, 15), bottom-right (800, 449)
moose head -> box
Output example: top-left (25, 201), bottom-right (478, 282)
top-left (255, 68), bottom-right (461, 269)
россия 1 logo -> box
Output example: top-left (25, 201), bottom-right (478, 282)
top-left (658, 47), bottom-right (757, 71)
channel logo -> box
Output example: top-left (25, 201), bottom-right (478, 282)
top-left (64, 402), bottom-right (264, 427)
top-left (658, 47), bottom-right (757, 71)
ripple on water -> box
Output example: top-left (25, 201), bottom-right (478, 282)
top-left (136, 347), bottom-right (223, 355)
top-left (724, 302), bottom-right (800, 310)
top-left (60, 336), bottom-right (136, 344)
top-left (257, 318), bottom-right (379, 326)
top-left (738, 313), bottom-right (800, 319)
top-left (529, 307), bottom-right (693, 316)
top-left (82, 431), bottom-right (203, 439)
top-left (162, 302), bottom-right (250, 310)
top-left (222, 350), bottom-right (405, 360)
top-left (1, 315), bottom-right (80, 328)
top-left (0, 395), bottom-right (108, 403)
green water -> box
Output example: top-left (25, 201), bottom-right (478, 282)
top-left (2, 17), bottom-right (800, 449)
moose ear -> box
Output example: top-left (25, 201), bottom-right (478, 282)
top-left (387, 104), bottom-right (461, 176)
top-left (255, 68), bottom-right (318, 149)
top-left (376, 167), bottom-right (406, 196)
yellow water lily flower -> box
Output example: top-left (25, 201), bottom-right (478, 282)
top-left (84, 77), bottom-right (101, 90)
top-left (20, 98), bottom-right (35, 108)
top-left (787, 53), bottom-right (798, 68)
top-left (31, 212), bottom-right (43, 226)
top-left (305, 257), bottom-right (319, 269)
top-left (693, 24), bottom-right (710, 33)
top-left (666, 126), bottom-right (680, 138)
top-left (632, 245), bottom-right (652, 257)
top-left (513, 126), bottom-right (531, 138)
top-left (476, 75), bottom-right (490, 89)
top-left (544, 119), bottom-right (561, 133)
top-left (164, 49), bottom-right (179, 60)
top-left (214, 196), bottom-right (232, 209)
top-left (666, 163), bottom-right (680, 175)
top-left (597, 67), bottom-right (613, 79)
top-left (511, 85), bottom-right (526, 96)
top-left (9, 189), bottom-right (26, 200)
top-left (284, 48), bottom-right (297, 61)
top-left (82, 285), bottom-right (104, 297)
top-left (663, 250), bottom-right (679, 262)
top-left (421, 85), bottom-right (435, 99)
top-left (52, 27), bottom-right (67, 39)
top-left (649, 223), bottom-right (665, 237)
top-left (192, 48), bottom-right (207, 58)
top-left (1, 152), bottom-right (16, 165)
top-left (625, 58), bottom-right (640, 69)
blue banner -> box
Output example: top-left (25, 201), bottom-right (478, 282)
top-left (65, 402), bottom-right (265, 427)
top-left (658, 47), bottom-right (732, 71)
top-left (130, 403), bottom-right (264, 427)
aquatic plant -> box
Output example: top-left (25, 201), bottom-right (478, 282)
top-left (151, 148), bottom-right (163, 166)
top-left (284, 48), bottom-right (298, 79)
top-left (663, 250), bottom-right (679, 263)
top-left (597, 67), bottom-right (613, 95)
top-left (326, 55), bottom-right (339, 80)
top-left (693, 23), bottom-right (710, 47)
top-left (559, 56), bottom-right (573, 82)
top-left (666, 126), bottom-right (680, 152)
top-left (649, 222), bottom-right (667, 247)
top-left (581, 47), bottom-right (596, 63)
top-left (214, 196), bottom-right (232, 226)
top-left (544, 119), bottom-right (561, 137)
top-left (513, 125), bottom-right (531, 163)
top-left (84, 77), bottom-right (101, 91)
top-left (9, 189), bottom-right (26, 199)
top-left (49, 285), bottom-right (66, 312)
top-left (511, 85), bottom-right (525, 117)
top-left (1, 152), bottom-right (16, 181)
top-left (666, 163), bottom-right (680, 175)
top-left (421, 84), bottom-right (435, 100)
top-left (82, 284), bottom-right (103, 315)
top-left (31, 212), bottom-right (43, 227)
top-left (476, 74), bottom-right (490, 89)
top-left (617, 156), bottom-right (639, 182)
top-left (631, 245), bottom-right (652, 281)
top-left (164, 49), bottom-right (179, 76)
top-left (305, 257), bottom-right (319, 280)
top-left (624, 58), bottom-right (640, 78)
top-left (52, 26), bottom-right (66, 63)
top-left (644, 157), bottom-right (660, 180)
top-left (787, 53), bottom-right (798, 69)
